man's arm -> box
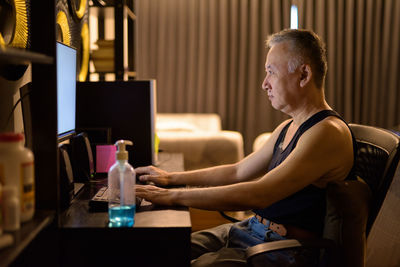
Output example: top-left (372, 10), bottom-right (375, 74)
top-left (136, 120), bottom-right (290, 187)
top-left (136, 117), bottom-right (354, 210)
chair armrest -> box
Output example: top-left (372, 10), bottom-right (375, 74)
top-left (246, 239), bottom-right (303, 257)
top-left (246, 238), bottom-right (339, 267)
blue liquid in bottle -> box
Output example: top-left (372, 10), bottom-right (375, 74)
top-left (108, 205), bottom-right (136, 227)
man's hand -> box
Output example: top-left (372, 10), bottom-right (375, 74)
top-left (135, 165), bottom-right (173, 186)
top-left (136, 184), bottom-right (175, 206)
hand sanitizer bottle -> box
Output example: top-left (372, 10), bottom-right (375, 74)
top-left (108, 140), bottom-right (136, 227)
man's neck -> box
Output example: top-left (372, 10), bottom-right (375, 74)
top-left (288, 92), bottom-right (330, 127)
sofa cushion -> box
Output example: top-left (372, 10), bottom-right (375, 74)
top-left (156, 113), bottom-right (243, 170)
top-left (157, 113), bottom-right (222, 132)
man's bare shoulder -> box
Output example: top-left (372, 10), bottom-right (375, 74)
top-left (297, 116), bottom-right (354, 186)
top-left (308, 116), bottom-right (351, 141)
top-left (298, 116), bottom-right (353, 160)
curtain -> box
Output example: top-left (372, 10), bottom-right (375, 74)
top-left (136, 0), bottom-right (290, 154)
top-left (136, 0), bottom-right (400, 155)
top-left (298, 0), bottom-right (400, 127)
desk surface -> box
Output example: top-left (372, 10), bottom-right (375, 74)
top-left (60, 153), bottom-right (190, 228)
top-left (60, 186), bottom-right (191, 229)
top-left (59, 153), bottom-right (191, 267)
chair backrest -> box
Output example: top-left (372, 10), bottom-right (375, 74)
top-left (349, 123), bottom-right (400, 233)
top-left (365, 159), bottom-right (400, 266)
top-left (323, 124), bottom-right (400, 267)
top-left (323, 179), bottom-right (371, 267)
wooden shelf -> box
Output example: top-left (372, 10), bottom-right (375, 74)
top-left (0, 210), bottom-right (55, 266)
top-left (89, 0), bottom-right (116, 7)
top-left (125, 5), bottom-right (136, 20)
top-left (0, 47), bottom-right (53, 66)
top-left (89, 0), bottom-right (136, 80)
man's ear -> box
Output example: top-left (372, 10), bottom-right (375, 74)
top-left (299, 64), bottom-right (312, 87)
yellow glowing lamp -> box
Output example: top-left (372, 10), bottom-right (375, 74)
top-left (78, 22), bottom-right (90, 81)
top-left (0, 0), bottom-right (29, 49)
top-left (56, 10), bottom-right (71, 46)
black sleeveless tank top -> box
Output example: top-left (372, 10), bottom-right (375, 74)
top-left (253, 110), bottom-right (356, 235)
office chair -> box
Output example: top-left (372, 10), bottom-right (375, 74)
top-left (365, 155), bottom-right (400, 266)
top-left (246, 124), bottom-right (400, 267)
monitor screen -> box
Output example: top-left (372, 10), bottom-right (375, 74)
top-left (76, 80), bottom-right (157, 168)
top-left (56, 42), bottom-right (77, 139)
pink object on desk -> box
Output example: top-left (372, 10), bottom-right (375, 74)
top-left (96, 145), bottom-right (116, 173)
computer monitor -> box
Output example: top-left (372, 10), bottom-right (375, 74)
top-left (76, 80), bottom-right (157, 168)
top-left (56, 42), bottom-right (77, 141)
top-left (20, 43), bottom-right (77, 148)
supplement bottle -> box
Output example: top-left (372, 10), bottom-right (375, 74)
top-left (2, 186), bottom-right (20, 231)
top-left (0, 133), bottom-right (35, 223)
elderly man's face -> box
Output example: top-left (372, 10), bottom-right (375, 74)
top-left (262, 42), bottom-right (302, 113)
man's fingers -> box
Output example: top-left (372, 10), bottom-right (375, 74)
top-left (138, 174), bottom-right (149, 182)
top-left (136, 184), bottom-right (155, 194)
top-left (135, 166), bottom-right (152, 174)
top-left (138, 174), bottom-right (157, 183)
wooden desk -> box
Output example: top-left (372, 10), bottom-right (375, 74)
top-left (59, 153), bottom-right (191, 267)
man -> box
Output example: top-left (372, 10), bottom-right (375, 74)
top-left (136, 29), bottom-right (355, 266)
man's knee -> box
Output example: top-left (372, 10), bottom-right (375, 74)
top-left (191, 223), bottom-right (233, 259)
top-left (191, 247), bottom-right (247, 267)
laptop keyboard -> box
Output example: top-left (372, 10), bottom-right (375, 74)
top-left (92, 186), bottom-right (109, 202)
top-left (89, 186), bottom-right (144, 212)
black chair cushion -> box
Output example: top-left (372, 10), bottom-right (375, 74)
top-left (353, 141), bottom-right (388, 192)
top-left (323, 180), bottom-right (371, 267)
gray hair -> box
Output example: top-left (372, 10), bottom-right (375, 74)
top-left (288, 57), bottom-right (303, 73)
top-left (266, 29), bottom-right (328, 89)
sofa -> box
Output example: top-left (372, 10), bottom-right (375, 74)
top-left (156, 113), bottom-right (244, 170)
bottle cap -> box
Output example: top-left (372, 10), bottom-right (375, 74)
top-left (115, 140), bottom-right (133, 161)
top-left (0, 132), bottom-right (24, 142)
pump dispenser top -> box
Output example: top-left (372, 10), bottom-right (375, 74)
top-left (115, 140), bottom-right (132, 161)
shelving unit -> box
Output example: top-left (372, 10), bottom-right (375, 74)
top-left (0, 47), bottom-right (53, 65)
top-left (89, 0), bottom-right (136, 81)
top-left (0, 1), bottom-right (137, 265)
top-left (29, 1), bottom-right (59, 214)
top-left (0, 211), bottom-right (55, 266)
top-left (0, 2), bottom-right (59, 265)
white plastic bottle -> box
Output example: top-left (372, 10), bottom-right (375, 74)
top-left (108, 140), bottom-right (136, 227)
top-left (0, 133), bottom-right (35, 223)
top-left (2, 186), bottom-right (20, 231)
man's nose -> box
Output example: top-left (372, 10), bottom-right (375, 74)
top-left (262, 77), bottom-right (270, 91)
